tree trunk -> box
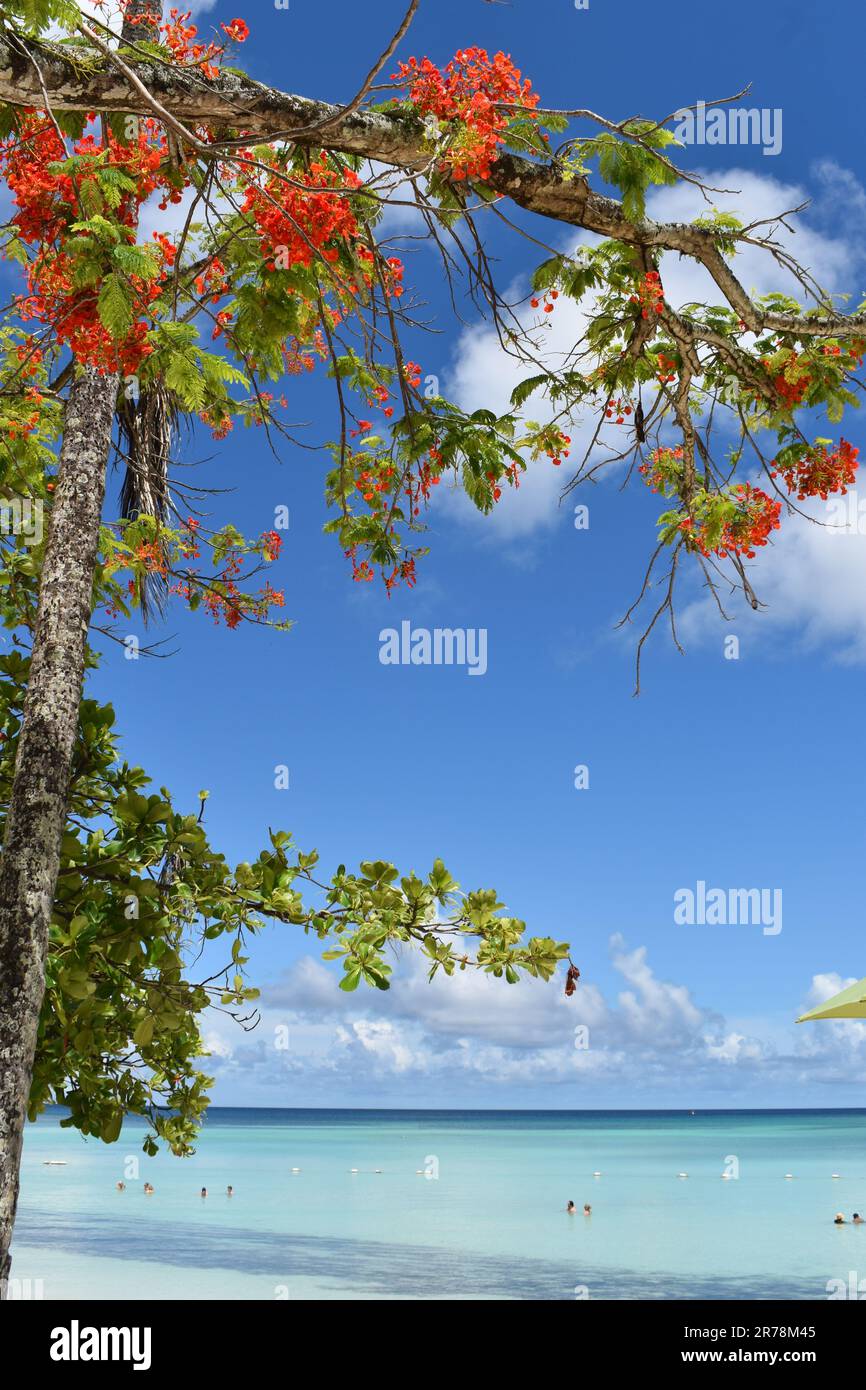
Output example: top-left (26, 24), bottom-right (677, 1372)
top-left (0, 366), bottom-right (118, 1294)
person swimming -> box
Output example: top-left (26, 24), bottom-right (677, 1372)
top-left (566, 1200), bottom-right (576, 1213)
top-left (583, 1204), bottom-right (592, 1216)
top-left (201, 1187), bottom-right (208, 1198)
top-left (143, 1182), bottom-right (154, 1195)
top-left (226, 1185), bottom-right (234, 1197)
top-left (834, 1212), bottom-right (846, 1224)
top-left (853, 1212), bottom-right (863, 1224)
top-left (116, 1182), bottom-right (125, 1191)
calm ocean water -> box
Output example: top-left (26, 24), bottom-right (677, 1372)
top-left (11, 1108), bottom-right (866, 1300)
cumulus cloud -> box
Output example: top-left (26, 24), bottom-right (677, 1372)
top-left (609, 935), bottom-right (706, 1046)
top-left (705, 1032), bottom-right (766, 1065)
top-left (200, 935), bottom-right (866, 1103)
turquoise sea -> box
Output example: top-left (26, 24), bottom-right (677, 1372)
top-left (11, 1108), bottom-right (866, 1300)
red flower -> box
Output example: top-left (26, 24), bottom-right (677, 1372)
top-left (222, 18), bottom-right (250, 43)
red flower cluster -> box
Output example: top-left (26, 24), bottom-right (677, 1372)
top-left (630, 270), bottom-right (664, 320)
top-left (5, 392), bottom-right (43, 442)
top-left (194, 257), bottom-right (229, 302)
top-left (771, 438), bottom-right (860, 500)
top-left (124, 7), bottom-right (248, 80)
top-left (239, 156), bottom-right (368, 274)
top-left (1, 116), bottom-right (178, 373)
top-left (545, 429), bottom-right (571, 467)
top-left (170, 530), bottom-right (284, 629)
top-left (763, 350), bottom-right (811, 409)
top-left (405, 451), bottom-right (443, 516)
top-left (686, 483), bottom-right (782, 560)
top-left (605, 397), bottom-right (632, 424)
top-left (820, 339), bottom-right (865, 366)
top-left (530, 289), bottom-right (558, 314)
top-left (384, 557), bottom-right (417, 595)
top-left (638, 446), bottom-right (683, 493)
top-left (221, 18), bottom-right (250, 43)
top-left (262, 530), bottom-right (283, 561)
top-left (354, 460), bottom-right (397, 505)
top-left (346, 549), bottom-right (374, 584)
top-left (133, 539), bottom-right (170, 576)
top-left (391, 48), bottom-right (539, 181)
top-left (655, 352), bottom-right (677, 385)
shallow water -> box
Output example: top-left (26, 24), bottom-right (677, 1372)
top-left (11, 1108), bottom-right (866, 1300)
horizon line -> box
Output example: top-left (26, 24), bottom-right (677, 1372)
top-left (41, 1103), bottom-right (866, 1116)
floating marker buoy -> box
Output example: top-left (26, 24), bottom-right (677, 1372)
top-left (592, 1171), bottom-right (602, 1177)
top-left (291, 1167), bottom-right (301, 1173)
top-left (785, 1173), bottom-right (794, 1180)
top-left (832, 1173), bottom-right (842, 1179)
top-left (677, 1172), bottom-right (689, 1179)
top-left (349, 1168), bottom-right (359, 1173)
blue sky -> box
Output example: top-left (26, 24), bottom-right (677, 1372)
top-left (79, 0), bottom-right (866, 1107)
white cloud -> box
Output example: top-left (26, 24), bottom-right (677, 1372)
top-left (203, 936), bottom-right (866, 1101)
top-left (136, 184), bottom-right (199, 245)
top-left (264, 948), bottom-right (594, 1049)
top-left (807, 971), bottom-right (859, 1005)
top-left (201, 1028), bottom-right (232, 1058)
top-left (610, 934), bottom-right (706, 1044)
top-left (350, 1018), bottom-right (416, 1072)
top-left (705, 1032), bottom-right (764, 1064)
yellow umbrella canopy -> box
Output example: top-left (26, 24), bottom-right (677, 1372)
top-left (797, 975), bottom-right (866, 1022)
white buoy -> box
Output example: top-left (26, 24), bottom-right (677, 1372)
top-left (721, 1173), bottom-right (732, 1180)
top-left (832, 1173), bottom-right (842, 1179)
top-left (43, 1161), bottom-right (67, 1166)
top-left (349, 1168), bottom-right (359, 1173)
top-left (785, 1173), bottom-right (794, 1180)
top-left (415, 1169), bottom-right (424, 1174)
top-left (592, 1171), bottom-right (602, 1177)
top-left (374, 1169), bottom-right (383, 1174)
top-left (291, 1167), bottom-right (301, 1173)
top-left (677, 1172), bottom-right (689, 1179)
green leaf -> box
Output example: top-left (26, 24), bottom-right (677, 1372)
top-left (133, 1016), bottom-right (155, 1048)
top-left (112, 244), bottom-right (161, 281)
top-left (97, 273), bottom-right (134, 338)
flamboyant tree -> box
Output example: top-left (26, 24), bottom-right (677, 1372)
top-left (0, 339), bottom-right (569, 1281)
top-left (0, 0), bottom-right (864, 1287)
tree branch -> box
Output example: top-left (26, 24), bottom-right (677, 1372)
top-left (0, 34), bottom-right (863, 339)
